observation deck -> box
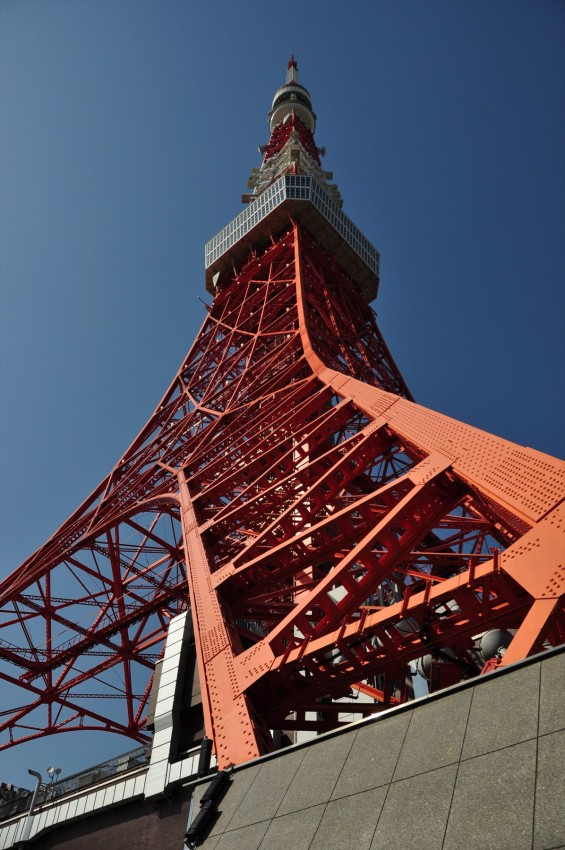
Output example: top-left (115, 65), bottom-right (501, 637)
top-left (205, 174), bottom-right (380, 302)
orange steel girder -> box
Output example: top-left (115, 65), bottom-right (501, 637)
top-left (1, 223), bottom-right (564, 769)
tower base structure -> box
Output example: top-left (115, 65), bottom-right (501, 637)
top-left (1, 212), bottom-right (564, 772)
top-left (0, 645), bottom-right (563, 849)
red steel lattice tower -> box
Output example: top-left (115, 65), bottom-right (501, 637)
top-left (1, 58), bottom-right (564, 770)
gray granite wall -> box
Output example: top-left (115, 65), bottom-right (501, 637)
top-left (192, 648), bottom-right (565, 850)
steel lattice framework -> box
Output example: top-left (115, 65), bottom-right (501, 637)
top-left (1, 59), bottom-right (564, 770)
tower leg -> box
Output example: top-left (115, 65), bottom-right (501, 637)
top-left (178, 472), bottom-right (271, 767)
top-left (499, 598), bottom-right (558, 667)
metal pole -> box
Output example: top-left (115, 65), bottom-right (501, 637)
top-left (19, 770), bottom-right (42, 845)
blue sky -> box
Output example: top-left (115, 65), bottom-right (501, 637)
top-left (1, 0), bottom-right (564, 787)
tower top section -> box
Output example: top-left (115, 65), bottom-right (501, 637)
top-left (246, 57), bottom-right (341, 207)
top-left (206, 58), bottom-right (380, 303)
top-left (268, 55), bottom-right (316, 133)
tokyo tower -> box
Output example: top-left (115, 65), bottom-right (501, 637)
top-left (1, 57), bottom-right (564, 771)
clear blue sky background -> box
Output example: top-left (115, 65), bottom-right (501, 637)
top-left (1, 0), bottom-right (564, 787)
